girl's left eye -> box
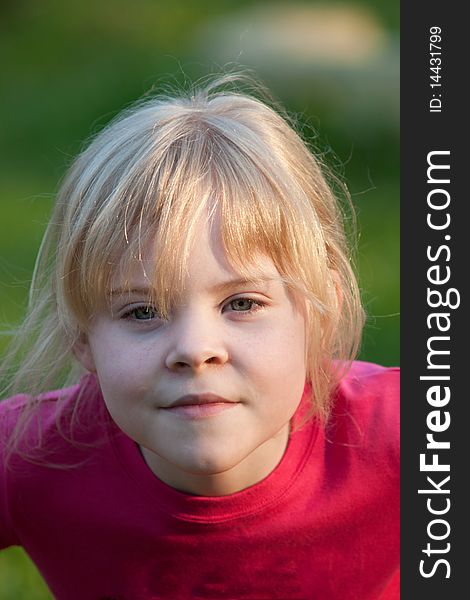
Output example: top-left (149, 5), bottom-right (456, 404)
top-left (225, 298), bottom-right (264, 313)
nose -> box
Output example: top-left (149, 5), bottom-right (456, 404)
top-left (165, 312), bottom-right (229, 373)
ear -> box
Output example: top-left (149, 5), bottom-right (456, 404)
top-left (73, 332), bottom-right (97, 373)
top-left (326, 270), bottom-right (344, 334)
top-left (329, 269), bottom-right (343, 312)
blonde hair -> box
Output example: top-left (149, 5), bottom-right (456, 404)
top-left (1, 74), bottom-right (364, 438)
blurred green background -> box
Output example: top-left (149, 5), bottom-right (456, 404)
top-left (0, 1), bottom-right (399, 597)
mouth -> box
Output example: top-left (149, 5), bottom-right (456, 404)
top-left (166, 393), bottom-right (235, 408)
top-left (162, 393), bottom-right (239, 419)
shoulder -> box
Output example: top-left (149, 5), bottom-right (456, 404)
top-left (0, 376), bottom-right (110, 549)
top-left (338, 360), bottom-right (399, 396)
top-left (328, 361), bottom-right (400, 464)
top-left (0, 375), bottom-right (107, 465)
top-left (334, 360), bottom-right (399, 419)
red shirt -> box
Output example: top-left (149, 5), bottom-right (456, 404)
top-left (1, 361), bottom-right (399, 599)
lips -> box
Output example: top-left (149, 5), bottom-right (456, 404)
top-left (162, 393), bottom-right (239, 419)
top-left (166, 393), bottom-right (235, 409)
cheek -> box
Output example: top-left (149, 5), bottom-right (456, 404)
top-left (264, 312), bottom-right (306, 369)
top-left (89, 333), bottom-right (151, 395)
top-left (244, 314), bottom-right (306, 399)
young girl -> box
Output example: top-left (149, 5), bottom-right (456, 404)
top-left (0, 75), bottom-right (399, 600)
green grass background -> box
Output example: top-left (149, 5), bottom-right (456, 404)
top-left (0, 1), bottom-right (399, 597)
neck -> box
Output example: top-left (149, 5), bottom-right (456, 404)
top-left (140, 424), bottom-right (290, 497)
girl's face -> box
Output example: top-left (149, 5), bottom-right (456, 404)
top-left (76, 219), bottom-right (307, 496)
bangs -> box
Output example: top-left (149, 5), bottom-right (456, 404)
top-left (68, 116), bottom-right (328, 324)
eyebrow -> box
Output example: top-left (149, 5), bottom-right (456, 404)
top-left (109, 276), bottom-right (275, 297)
top-left (109, 287), bottom-right (154, 297)
top-left (208, 276), bottom-right (275, 294)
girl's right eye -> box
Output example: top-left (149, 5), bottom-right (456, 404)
top-left (122, 306), bottom-right (160, 321)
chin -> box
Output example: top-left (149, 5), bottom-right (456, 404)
top-left (176, 445), bottom-right (244, 476)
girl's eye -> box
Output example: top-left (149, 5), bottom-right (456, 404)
top-left (226, 298), bottom-right (264, 313)
top-left (123, 306), bottom-right (159, 321)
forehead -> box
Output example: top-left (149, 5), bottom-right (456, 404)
top-left (110, 216), bottom-right (281, 293)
